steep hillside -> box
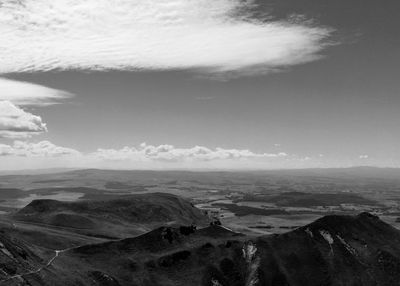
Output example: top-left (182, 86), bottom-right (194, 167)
top-left (13, 193), bottom-right (209, 239)
top-left (4, 212), bottom-right (400, 286)
top-left (255, 212), bottom-right (400, 285)
top-left (28, 225), bottom-right (245, 286)
top-left (0, 230), bottom-right (49, 283)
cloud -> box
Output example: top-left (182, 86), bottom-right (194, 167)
top-left (0, 78), bottom-right (73, 106)
top-left (0, 0), bottom-right (332, 75)
top-left (0, 78), bottom-right (70, 138)
top-left (0, 101), bottom-right (47, 138)
top-left (0, 140), bottom-right (80, 157)
top-left (0, 140), bottom-right (81, 170)
top-left (0, 141), bottom-right (324, 170)
top-left (359, 155), bottom-right (369, 159)
top-left (94, 143), bottom-right (288, 162)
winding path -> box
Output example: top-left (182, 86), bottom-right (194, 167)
top-left (0, 247), bottom-right (73, 284)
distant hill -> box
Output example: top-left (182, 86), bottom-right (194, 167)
top-left (263, 166), bottom-right (400, 180)
top-left (14, 193), bottom-right (209, 239)
top-left (4, 212), bottom-right (400, 286)
top-left (0, 168), bottom-right (77, 176)
top-left (1, 166), bottom-right (400, 211)
top-left (2, 167), bottom-right (400, 190)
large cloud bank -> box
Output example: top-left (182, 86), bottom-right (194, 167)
top-left (0, 141), bottom-right (316, 170)
top-left (0, 0), bottom-right (332, 74)
top-left (95, 143), bottom-right (288, 162)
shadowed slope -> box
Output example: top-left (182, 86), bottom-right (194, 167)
top-left (3, 213), bottom-right (400, 285)
top-left (5, 213), bottom-right (398, 286)
top-left (255, 212), bottom-right (400, 286)
top-left (0, 231), bottom-right (47, 282)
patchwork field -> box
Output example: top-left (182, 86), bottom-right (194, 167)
top-left (2, 168), bottom-right (400, 236)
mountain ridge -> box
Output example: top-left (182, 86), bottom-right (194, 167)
top-left (2, 212), bottom-right (399, 285)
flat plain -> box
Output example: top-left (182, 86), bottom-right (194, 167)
top-left (2, 167), bottom-right (400, 236)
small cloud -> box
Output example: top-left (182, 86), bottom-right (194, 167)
top-left (0, 100), bottom-right (47, 139)
top-left (359, 155), bottom-right (369, 159)
top-left (274, 143), bottom-right (281, 147)
top-left (301, 156), bottom-right (312, 161)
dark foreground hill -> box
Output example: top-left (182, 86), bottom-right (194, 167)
top-left (13, 193), bottom-right (209, 239)
top-left (0, 230), bottom-right (47, 282)
top-left (3, 212), bottom-right (400, 286)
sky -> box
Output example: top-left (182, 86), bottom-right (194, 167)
top-left (0, 0), bottom-right (399, 170)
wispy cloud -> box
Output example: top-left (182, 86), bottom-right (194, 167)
top-left (0, 78), bottom-right (73, 106)
top-left (0, 101), bottom-right (47, 138)
top-left (0, 0), bottom-right (333, 75)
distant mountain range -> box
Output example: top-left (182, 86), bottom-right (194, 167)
top-left (1, 166), bottom-right (400, 177)
top-left (2, 167), bottom-right (400, 192)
